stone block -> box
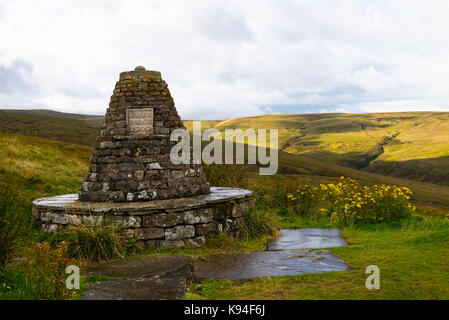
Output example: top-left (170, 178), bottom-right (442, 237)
top-left (41, 211), bottom-right (53, 222)
top-left (106, 216), bottom-right (141, 228)
top-left (232, 201), bottom-right (248, 218)
top-left (135, 228), bottom-right (165, 240)
top-left (195, 223), bottom-right (219, 236)
top-left (121, 229), bottom-right (135, 239)
top-left (165, 225), bottom-right (195, 240)
top-left (183, 209), bottom-right (214, 224)
top-left (159, 240), bottom-right (185, 249)
top-left (65, 214), bottom-right (82, 226)
top-left (32, 208), bottom-right (40, 220)
top-left (43, 224), bottom-right (59, 233)
top-left (142, 213), bottom-right (183, 228)
top-left (83, 215), bottom-right (103, 226)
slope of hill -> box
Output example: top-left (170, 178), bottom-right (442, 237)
top-left (1, 131), bottom-right (449, 212)
top-left (3, 109), bottom-right (104, 121)
top-left (0, 133), bottom-right (92, 206)
top-left (0, 109), bottom-right (102, 146)
top-left (2, 109), bottom-right (449, 186)
top-left (194, 112), bottom-right (449, 186)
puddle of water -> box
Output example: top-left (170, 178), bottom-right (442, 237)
top-left (267, 229), bottom-right (346, 251)
top-left (193, 250), bottom-right (347, 280)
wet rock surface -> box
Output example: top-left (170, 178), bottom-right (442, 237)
top-left (82, 228), bottom-right (348, 299)
top-left (82, 256), bottom-right (192, 300)
top-left (193, 250), bottom-right (347, 280)
top-left (32, 187), bottom-right (253, 211)
top-left (84, 256), bottom-right (193, 280)
top-left (267, 228), bottom-right (346, 251)
top-left (82, 278), bottom-right (186, 300)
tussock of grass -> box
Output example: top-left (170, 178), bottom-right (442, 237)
top-left (203, 163), bottom-right (248, 188)
top-left (241, 209), bottom-right (280, 240)
top-left (64, 222), bottom-right (127, 262)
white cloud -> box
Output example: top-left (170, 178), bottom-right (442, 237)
top-left (1, 0), bottom-right (449, 119)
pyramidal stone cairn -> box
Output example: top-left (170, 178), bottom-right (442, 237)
top-left (32, 66), bottom-right (254, 249)
top-left (79, 66), bottom-right (210, 202)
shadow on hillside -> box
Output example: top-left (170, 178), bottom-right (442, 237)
top-left (365, 156), bottom-right (449, 187)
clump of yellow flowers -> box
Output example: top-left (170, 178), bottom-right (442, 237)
top-left (287, 177), bottom-right (415, 225)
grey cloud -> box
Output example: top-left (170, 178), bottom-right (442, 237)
top-left (196, 7), bottom-right (253, 43)
top-left (0, 61), bottom-right (33, 94)
top-left (61, 85), bottom-right (105, 99)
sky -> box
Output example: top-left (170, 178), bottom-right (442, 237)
top-left (1, 0), bottom-right (449, 120)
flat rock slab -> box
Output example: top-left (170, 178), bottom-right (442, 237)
top-left (84, 256), bottom-right (193, 280)
top-left (267, 228), bottom-right (346, 251)
top-left (193, 250), bottom-right (348, 280)
top-left (32, 187), bottom-right (253, 214)
top-left (82, 278), bottom-right (186, 300)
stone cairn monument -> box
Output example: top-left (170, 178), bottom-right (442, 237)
top-left (32, 66), bottom-right (254, 249)
top-left (78, 66), bottom-right (210, 202)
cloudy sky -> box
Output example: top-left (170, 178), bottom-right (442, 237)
top-left (1, 0), bottom-right (449, 119)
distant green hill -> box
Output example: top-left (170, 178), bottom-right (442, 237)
top-left (190, 112), bottom-right (449, 186)
top-left (2, 109), bottom-right (449, 187)
top-left (0, 109), bottom-right (102, 146)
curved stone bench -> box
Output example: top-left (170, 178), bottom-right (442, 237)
top-left (32, 187), bottom-right (254, 249)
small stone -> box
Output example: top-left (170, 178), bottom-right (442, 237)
top-left (171, 171), bottom-right (184, 179)
top-left (65, 214), bottom-right (82, 226)
top-left (186, 236), bottom-right (206, 249)
top-left (195, 223), bottom-right (219, 236)
top-left (51, 213), bottom-right (67, 225)
top-left (148, 163), bottom-right (162, 169)
top-left (44, 224), bottom-right (59, 233)
top-left (159, 240), bottom-right (185, 249)
top-left (135, 66), bottom-right (146, 71)
top-left (81, 182), bottom-right (89, 192)
top-left (126, 193), bottom-right (134, 201)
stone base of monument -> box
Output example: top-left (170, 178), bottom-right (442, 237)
top-left (32, 187), bottom-right (254, 249)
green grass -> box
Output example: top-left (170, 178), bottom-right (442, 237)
top-left (187, 215), bottom-right (449, 300)
top-left (0, 133), bottom-right (91, 207)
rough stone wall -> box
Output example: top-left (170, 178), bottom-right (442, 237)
top-left (79, 66), bottom-right (210, 202)
top-left (33, 197), bottom-right (254, 249)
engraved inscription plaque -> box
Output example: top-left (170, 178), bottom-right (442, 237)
top-left (126, 108), bottom-right (154, 135)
